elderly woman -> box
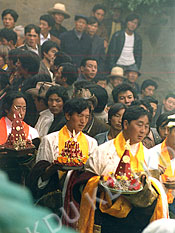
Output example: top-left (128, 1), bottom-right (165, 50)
top-left (94, 103), bottom-right (126, 145)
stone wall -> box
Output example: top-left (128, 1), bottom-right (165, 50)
top-left (0, 0), bottom-right (175, 101)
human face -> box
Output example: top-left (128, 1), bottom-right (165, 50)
top-left (163, 97), bottom-right (175, 112)
top-left (94, 9), bottom-right (105, 22)
top-left (110, 77), bottom-right (123, 87)
top-left (14, 30), bottom-right (25, 47)
top-left (110, 108), bottom-right (125, 131)
top-left (52, 13), bottom-right (65, 25)
top-left (44, 47), bottom-right (58, 64)
top-left (126, 18), bottom-right (139, 33)
top-left (150, 102), bottom-right (157, 117)
top-left (3, 13), bottom-right (15, 29)
top-left (126, 71), bottom-right (139, 83)
top-left (66, 108), bottom-right (90, 134)
top-left (47, 93), bottom-right (63, 116)
top-left (81, 60), bottom-right (97, 80)
top-left (75, 18), bottom-right (87, 33)
top-left (25, 29), bottom-right (39, 49)
top-left (87, 23), bottom-right (98, 36)
top-left (39, 20), bottom-right (51, 35)
top-left (123, 115), bottom-right (150, 145)
top-left (142, 85), bottom-right (155, 97)
top-left (6, 97), bottom-right (26, 121)
top-left (118, 90), bottom-right (134, 106)
top-left (158, 122), bottom-right (169, 140)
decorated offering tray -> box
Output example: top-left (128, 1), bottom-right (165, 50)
top-left (163, 182), bottom-right (175, 189)
top-left (99, 139), bottom-right (143, 195)
top-left (0, 111), bottom-right (35, 157)
top-left (54, 133), bottom-right (87, 170)
top-left (100, 174), bottom-right (143, 195)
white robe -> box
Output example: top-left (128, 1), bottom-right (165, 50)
top-left (85, 139), bottom-right (158, 176)
top-left (36, 129), bottom-right (98, 163)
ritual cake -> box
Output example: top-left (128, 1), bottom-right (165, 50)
top-left (101, 140), bottom-right (142, 193)
top-left (55, 134), bottom-right (87, 167)
top-left (0, 111), bottom-right (35, 153)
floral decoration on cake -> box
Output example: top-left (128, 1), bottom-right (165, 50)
top-left (55, 130), bottom-right (87, 167)
top-left (101, 140), bottom-right (142, 193)
top-left (1, 110), bottom-right (34, 151)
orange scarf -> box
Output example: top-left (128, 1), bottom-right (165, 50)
top-left (160, 139), bottom-right (174, 203)
top-left (0, 117), bottom-right (29, 145)
top-left (114, 132), bottom-right (145, 172)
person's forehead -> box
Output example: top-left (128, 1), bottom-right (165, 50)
top-left (40, 19), bottom-right (49, 25)
top-left (132, 115), bottom-right (149, 123)
top-left (119, 90), bottom-right (133, 96)
top-left (48, 93), bottom-right (61, 99)
top-left (26, 29), bottom-right (38, 34)
top-left (166, 97), bottom-right (175, 101)
top-left (146, 85), bottom-right (155, 90)
top-left (76, 18), bottom-right (87, 23)
top-left (88, 23), bottom-right (98, 27)
top-left (13, 97), bottom-right (26, 104)
top-left (86, 60), bottom-right (97, 65)
top-left (3, 13), bottom-right (14, 18)
top-left (95, 9), bottom-right (105, 14)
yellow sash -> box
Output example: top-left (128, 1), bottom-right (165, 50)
top-left (159, 140), bottom-right (174, 203)
top-left (78, 176), bottom-right (166, 233)
top-left (58, 125), bottom-right (89, 158)
top-left (113, 132), bottom-right (145, 172)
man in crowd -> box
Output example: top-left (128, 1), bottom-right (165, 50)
top-left (39, 14), bottom-right (60, 47)
top-left (14, 25), bottom-right (25, 47)
top-left (150, 114), bottom-right (175, 217)
top-left (0, 91), bottom-right (39, 145)
top-left (60, 14), bottom-right (92, 67)
top-left (92, 4), bottom-right (108, 48)
top-left (39, 40), bottom-right (59, 81)
top-left (55, 62), bottom-right (77, 98)
top-left (112, 83), bottom-right (137, 106)
top-left (107, 13), bottom-right (142, 72)
top-left (1, 9), bottom-right (18, 29)
top-left (154, 93), bottom-right (175, 124)
top-left (140, 79), bottom-right (158, 99)
top-left (77, 105), bottom-right (168, 232)
top-left (78, 57), bottom-right (98, 82)
top-left (48, 3), bottom-right (70, 39)
top-left (124, 64), bottom-right (141, 94)
top-left (0, 28), bottom-right (17, 50)
top-left (106, 66), bottom-right (124, 104)
top-left (20, 24), bottom-right (41, 57)
top-left (86, 16), bottom-right (105, 72)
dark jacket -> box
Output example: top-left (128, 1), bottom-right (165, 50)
top-left (91, 34), bottom-right (105, 73)
top-left (60, 30), bottom-right (92, 67)
top-left (106, 30), bottom-right (142, 71)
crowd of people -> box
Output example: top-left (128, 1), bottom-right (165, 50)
top-left (0, 2), bottom-right (175, 233)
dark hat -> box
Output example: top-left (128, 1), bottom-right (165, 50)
top-left (74, 14), bottom-right (88, 23)
top-left (125, 64), bottom-right (141, 76)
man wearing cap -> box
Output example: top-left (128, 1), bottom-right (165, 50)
top-left (59, 14), bottom-right (92, 67)
top-left (105, 66), bottom-right (124, 104)
top-left (77, 105), bottom-right (168, 233)
top-left (124, 64), bottom-right (141, 94)
top-left (48, 3), bottom-right (70, 39)
top-left (149, 114), bottom-right (175, 217)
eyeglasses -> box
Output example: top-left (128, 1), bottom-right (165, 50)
top-left (14, 105), bottom-right (27, 111)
